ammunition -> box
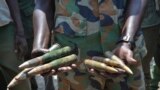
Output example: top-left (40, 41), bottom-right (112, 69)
top-left (7, 68), bottom-right (32, 88)
top-left (104, 51), bottom-right (133, 75)
top-left (19, 46), bottom-right (72, 69)
top-left (49, 43), bottom-right (61, 51)
top-left (84, 59), bottom-right (118, 73)
top-left (27, 54), bottom-right (77, 76)
top-left (92, 56), bottom-right (121, 67)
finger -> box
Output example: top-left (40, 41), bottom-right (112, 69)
top-left (66, 67), bottom-right (72, 70)
top-left (126, 56), bottom-right (137, 65)
top-left (115, 68), bottom-right (126, 73)
top-left (71, 64), bottom-right (77, 68)
top-left (48, 69), bottom-right (57, 76)
top-left (58, 67), bottom-right (67, 71)
top-left (88, 68), bottom-right (100, 76)
top-left (41, 69), bottom-right (56, 76)
top-left (40, 49), bottom-right (50, 53)
top-left (58, 67), bottom-right (71, 72)
top-left (88, 68), bottom-right (95, 74)
top-left (90, 68), bottom-right (95, 72)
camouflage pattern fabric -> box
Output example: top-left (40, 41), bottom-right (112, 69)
top-left (53, 0), bottom-right (146, 90)
top-left (151, 65), bottom-right (160, 90)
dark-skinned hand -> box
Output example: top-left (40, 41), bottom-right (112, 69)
top-left (31, 47), bottom-right (77, 76)
top-left (15, 33), bottom-right (28, 59)
top-left (113, 42), bottom-right (137, 65)
top-left (87, 42), bottom-right (136, 79)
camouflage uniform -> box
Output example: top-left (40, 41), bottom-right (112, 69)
top-left (53, 0), bottom-right (147, 90)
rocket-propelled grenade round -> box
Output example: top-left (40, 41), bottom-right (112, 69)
top-left (49, 43), bottom-right (61, 51)
top-left (84, 59), bottom-right (119, 73)
top-left (92, 56), bottom-right (121, 67)
top-left (27, 54), bottom-right (77, 76)
top-left (19, 46), bottom-right (72, 69)
top-left (7, 68), bottom-right (32, 89)
top-left (104, 51), bottom-right (133, 75)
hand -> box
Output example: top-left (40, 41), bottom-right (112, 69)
top-left (113, 42), bottom-right (137, 65)
top-left (15, 34), bottom-right (28, 59)
top-left (43, 64), bottom-right (77, 76)
top-left (31, 43), bottom-right (61, 58)
top-left (88, 68), bottom-right (125, 80)
top-left (31, 48), bottom-right (50, 58)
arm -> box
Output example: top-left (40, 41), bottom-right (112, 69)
top-left (89, 0), bottom-right (147, 77)
top-left (113, 0), bottom-right (147, 65)
top-left (31, 1), bottom-right (77, 73)
top-left (6, 0), bottom-right (27, 58)
top-left (6, 0), bottom-right (24, 35)
top-left (121, 0), bottom-right (147, 40)
top-left (32, 0), bottom-right (55, 57)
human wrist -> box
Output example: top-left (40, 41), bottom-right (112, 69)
top-left (16, 28), bottom-right (25, 36)
top-left (116, 35), bottom-right (135, 50)
top-left (117, 42), bottom-right (132, 49)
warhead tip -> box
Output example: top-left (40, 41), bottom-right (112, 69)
top-left (7, 79), bottom-right (18, 88)
top-left (18, 62), bottom-right (29, 69)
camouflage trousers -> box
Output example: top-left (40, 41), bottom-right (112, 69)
top-left (55, 32), bottom-right (147, 90)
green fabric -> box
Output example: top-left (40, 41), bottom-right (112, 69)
top-left (55, 32), bottom-right (103, 60)
top-left (100, 24), bottom-right (120, 52)
top-left (0, 23), bottom-right (31, 90)
top-left (18, 0), bottom-right (34, 16)
top-left (0, 23), bottom-right (21, 72)
top-left (55, 24), bottom-right (120, 61)
top-left (141, 0), bottom-right (160, 28)
top-left (18, 0), bottom-right (34, 39)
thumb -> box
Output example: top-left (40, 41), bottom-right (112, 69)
top-left (40, 49), bottom-right (50, 53)
top-left (126, 55), bottom-right (137, 65)
top-left (31, 48), bottom-right (49, 58)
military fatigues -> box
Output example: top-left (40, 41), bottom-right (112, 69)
top-left (53, 0), bottom-right (146, 90)
top-left (0, 0), bottom-right (31, 90)
top-left (141, 0), bottom-right (160, 89)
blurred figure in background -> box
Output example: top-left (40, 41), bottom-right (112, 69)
top-left (0, 0), bottom-right (31, 90)
top-left (141, 0), bottom-right (160, 90)
top-left (150, 0), bottom-right (160, 88)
